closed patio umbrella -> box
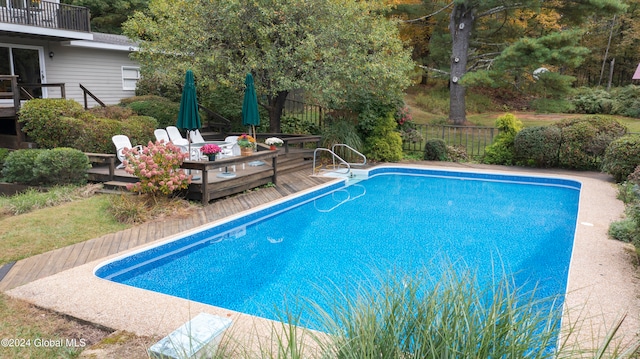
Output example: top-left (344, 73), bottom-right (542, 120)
top-left (242, 73), bottom-right (260, 141)
top-left (176, 69), bottom-right (202, 158)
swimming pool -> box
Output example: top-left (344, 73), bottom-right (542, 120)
top-left (95, 166), bottom-right (580, 328)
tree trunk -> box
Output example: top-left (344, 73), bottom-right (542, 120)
top-left (449, 2), bottom-right (475, 125)
top-left (266, 90), bottom-right (289, 133)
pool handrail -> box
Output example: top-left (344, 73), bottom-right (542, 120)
top-left (313, 147), bottom-right (351, 175)
top-left (331, 144), bottom-right (367, 168)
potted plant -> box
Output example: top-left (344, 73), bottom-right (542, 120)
top-left (237, 134), bottom-right (256, 156)
top-left (265, 137), bottom-right (283, 151)
top-left (200, 143), bottom-right (222, 160)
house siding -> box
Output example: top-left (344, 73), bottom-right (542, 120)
top-left (46, 42), bottom-right (138, 107)
top-left (0, 35), bottom-right (138, 107)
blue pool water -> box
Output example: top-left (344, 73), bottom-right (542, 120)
top-left (96, 167), bottom-right (580, 328)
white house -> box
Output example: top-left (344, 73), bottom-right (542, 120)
top-left (0, 0), bottom-right (139, 147)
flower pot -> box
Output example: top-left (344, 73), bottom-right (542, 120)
top-left (270, 145), bottom-right (277, 151)
top-left (240, 147), bottom-right (253, 156)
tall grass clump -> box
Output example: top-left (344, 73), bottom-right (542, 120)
top-left (0, 185), bottom-right (96, 215)
top-left (308, 268), bottom-right (562, 359)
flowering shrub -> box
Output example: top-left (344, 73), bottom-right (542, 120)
top-left (265, 137), bottom-right (283, 146)
top-left (396, 105), bottom-right (412, 125)
top-left (123, 140), bottom-right (191, 196)
top-left (200, 143), bottom-right (222, 155)
top-left (237, 133), bottom-right (256, 148)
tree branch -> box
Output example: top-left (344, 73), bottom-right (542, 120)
top-left (402, 2), bottom-right (454, 23)
top-left (477, 4), bottom-right (525, 18)
top-left (418, 65), bottom-right (450, 76)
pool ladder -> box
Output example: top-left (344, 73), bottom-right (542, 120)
top-left (312, 144), bottom-right (366, 176)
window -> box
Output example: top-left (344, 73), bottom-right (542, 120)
top-left (122, 66), bottom-right (140, 91)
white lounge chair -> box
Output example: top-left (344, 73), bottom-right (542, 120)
top-left (154, 128), bottom-right (170, 143)
top-left (112, 135), bottom-right (142, 169)
top-left (189, 129), bottom-right (206, 144)
top-left (166, 126), bottom-right (190, 147)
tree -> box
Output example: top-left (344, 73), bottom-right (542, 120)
top-left (61, 0), bottom-right (150, 34)
top-left (123, 0), bottom-right (415, 133)
top-left (418, 0), bottom-right (626, 124)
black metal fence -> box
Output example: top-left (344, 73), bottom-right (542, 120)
top-left (283, 98), bottom-right (498, 158)
top-left (403, 124), bottom-right (498, 158)
top-left (282, 99), bottom-right (326, 128)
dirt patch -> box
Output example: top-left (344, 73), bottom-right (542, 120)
top-left (80, 330), bottom-right (159, 359)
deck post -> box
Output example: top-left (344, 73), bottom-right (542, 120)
top-left (272, 156), bottom-right (278, 185)
top-left (201, 164), bottom-right (209, 205)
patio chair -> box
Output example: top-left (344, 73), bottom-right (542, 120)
top-left (189, 129), bottom-right (206, 144)
top-left (223, 136), bottom-right (241, 156)
top-left (154, 128), bottom-right (170, 143)
top-left (112, 135), bottom-right (142, 169)
top-left (166, 126), bottom-right (190, 147)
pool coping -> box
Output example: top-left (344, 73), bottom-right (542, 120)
top-left (5, 162), bottom-right (640, 350)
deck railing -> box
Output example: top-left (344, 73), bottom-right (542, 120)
top-left (0, 0), bottom-right (90, 32)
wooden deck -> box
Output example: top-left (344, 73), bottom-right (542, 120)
top-left (0, 168), bottom-right (332, 291)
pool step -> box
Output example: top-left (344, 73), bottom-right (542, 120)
top-left (148, 313), bottom-right (232, 359)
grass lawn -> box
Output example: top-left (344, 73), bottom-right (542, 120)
top-left (405, 89), bottom-right (640, 132)
top-left (0, 195), bottom-right (127, 266)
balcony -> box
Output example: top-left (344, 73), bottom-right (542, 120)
top-left (0, 0), bottom-right (90, 34)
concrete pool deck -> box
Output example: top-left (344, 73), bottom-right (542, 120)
top-left (5, 162), bottom-right (640, 351)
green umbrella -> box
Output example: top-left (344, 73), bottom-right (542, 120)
top-left (176, 69), bottom-right (201, 158)
top-left (242, 73), bottom-right (260, 140)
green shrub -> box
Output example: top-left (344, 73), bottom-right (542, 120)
top-left (0, 148), bottom-right (9, 166)
top-left (555, 116), bottom-right (627, 170)
top-left (281, 115), bottom-right (321, 135)
top-left (74, 117), bottom-right (124, 154)
top-left (530, 98), bottom-right (575, 114)
top-left (570, 87), bottom-right (614, 114)
top-left (119, 116), bottom-right (157, 148)
top-left (602, 135), bottom-right (640, 182)
top-left (18, 99), bottom-right (85, 149)
top-left (123, 96), bottom-right (180, 129)
top-left (608, 217), bottom-right (639, 244)
top-left (610, 85), bottom-right (640, 118)
top-left (362, 113), bottom-right (403, 162)
top-left (514, 126), bottom-right (562, 167)
top-left (423, 138), bottom-right (448, 161)
top-left (482, 113), bottom-right (522, 165)
top-left (32, 148), bottom-right (90, 186)
top-left (1, 149), bottom-right (45, 184)
top-left (364, 134), bottom-right (403, 162)
top-left (87, 105), bottom-right (136, 120)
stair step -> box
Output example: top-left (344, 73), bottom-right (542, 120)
top-left (102, 181), bottom-right (133, 192)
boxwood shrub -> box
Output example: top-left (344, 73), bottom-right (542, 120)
top-left (18, 99), bottom-right (85, 149)
top-left (122, 95), bottom-right (180, 129)
top-left (514, 126), bottom-right (561, 167)
top-left (423, 138), bottom-right (448, 161)
top-left (2, 149), bottom-right (46, 184)
top-left (18, 99), bottom-right (157, 154)
top-left (2, 148), bottom-right (90, 185)
top-left (555, 116), bottom-right (627, 170)
top-left (33, 148), bottom-right (91, 185)
top-left (602, 135), bottom-right (640, 182)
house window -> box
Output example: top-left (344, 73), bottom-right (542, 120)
top-left (122, 66), bottom-right (140, 91)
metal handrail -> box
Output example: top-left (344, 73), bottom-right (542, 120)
top-left (331, 144), bottom-right (366, 167)
top-left (313, 148), bottom-right (350, 175)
